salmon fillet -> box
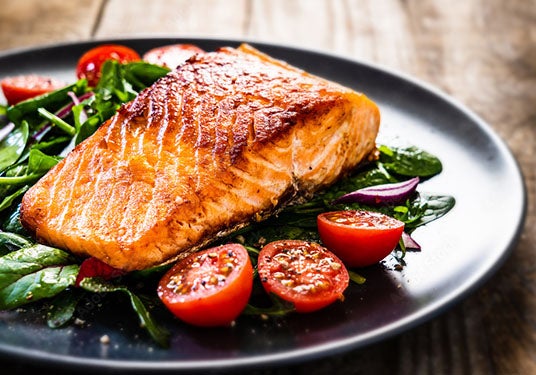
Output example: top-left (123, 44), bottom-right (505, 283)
top-left (20, 44), bottom-right (380, 271)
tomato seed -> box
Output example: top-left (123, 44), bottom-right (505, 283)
top-left (329, 262), bottom-right (342, 270)
top-left (281, 279), bottom-right (294, 287)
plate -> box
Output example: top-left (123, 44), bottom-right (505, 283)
top-left (0, 38), bottom-right (526, 373)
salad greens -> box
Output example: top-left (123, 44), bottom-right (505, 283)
top-left (0, 57), bottom-right (455, 347)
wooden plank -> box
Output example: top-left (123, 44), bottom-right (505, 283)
top-left (0, 0), bottom-right (103, 51)
top-left (95, 0), bottom-right (249, 38)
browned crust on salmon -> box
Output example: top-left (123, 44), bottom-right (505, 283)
top-left (20, 44), bottom-right (380, 271)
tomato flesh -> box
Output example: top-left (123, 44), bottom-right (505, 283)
top-left (76, 44), bottom-right (141, 86)
top-left (142, 44), bottom-right (204, 69)
top-left (257, 240), bottom-right (349, 313)
top-left (1, 75), bottom-right (65, 105)
top-left (157, 244), bottom-right (253, 327)
top-left (317, 210), bottom-right (404, 268)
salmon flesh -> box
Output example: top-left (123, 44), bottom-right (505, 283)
top-left (20, 44), bottom-right (380, 271)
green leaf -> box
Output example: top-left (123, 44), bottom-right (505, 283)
top-left (0, 120), bottom-right (29, 171)
top-left (0, 244), bottom-right (76, 290)
top-left (1, 204), bottom-right (27, 234)
top-left (80, 277), bottom-right (170, 348)
top-left (0, 264), bottom-right (79, 309)
top-left (405, 193), bottom-right (456, 229)
top-left (0, 231), bottom-right (32, 254)
top-left (123, 62), bottom-right (170, 90)
top-left (27, 148), bottom-right (61, 175)
top-left (47, 289), bottom-right (85, 328)
top-left (0, 185), bottom-right (29, 213)
top-left (379, 145), bottom-right (443, 177)
top-left (243, 293), bottom-right (295, 317)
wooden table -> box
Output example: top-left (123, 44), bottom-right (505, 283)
top-left (0, 1), bottom-right (534, 373)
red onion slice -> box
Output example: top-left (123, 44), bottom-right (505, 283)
top-left (402, 231), bottom-right (421, 251)
top-left (332, 177), bottom-right (420, 206)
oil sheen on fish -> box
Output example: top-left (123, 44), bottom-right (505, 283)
top-left (20, 44), bottom-right (381, 271)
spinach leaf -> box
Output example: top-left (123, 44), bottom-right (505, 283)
top-left (80, 277), bottom-right (170, 348)
top-left (0, 149), bottom-right (61, 213)
top-left (0, 264), bottom-right (79, 310)
top-left (47, 289), bottom-right (85, 328)
top-left (123, 61), bottom-right (170, 90)
top-left (404, 193), bottom-right (456, 229)
top-left (0, 244), bottom-right (76, 291)
top-left (0, 121), bottom-right (28, 171)
top-left (379, 144), bottom-right (442, 177)
top-left (0, 185), bottom-right (28, 213)
top-left (0, 231), bottom-right (32, 255)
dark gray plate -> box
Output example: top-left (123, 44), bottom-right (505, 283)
top-left (0, 38), bottom-right (526, 373)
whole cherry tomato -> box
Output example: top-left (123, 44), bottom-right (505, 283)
top-left (76, 44), bottom-right (141, 86)
top-left (142, 44), bottom-right (204, 69)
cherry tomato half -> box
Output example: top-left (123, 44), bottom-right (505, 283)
top-left (76, 44), bottom-right (141, 86)
top-left (157, 243), bottom-right (253, 327)
top-left (257, 240), bottom-right (349, 313)
top-left (1, 75), bottom-right (65, 105)
top-left (142, 44), bottom-right (204, 69)
top-left (317, 210), bottom-right (405, 268)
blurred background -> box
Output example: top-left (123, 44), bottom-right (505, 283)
top-left (0, 0), bottom-right (535, 374)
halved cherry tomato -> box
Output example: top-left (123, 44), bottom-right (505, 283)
top-left (317, 210), bottom-right (405, 268)
top-left (157, 243), bottom-right (253, 327)
top-left (257, 240), bottom-right (349, 313)
top-left (76, 44), bottom-right (141, 86)
top-left (1, 75), bottom-right (65, 105)
top-left (142, 44), bottom-right (204, 69)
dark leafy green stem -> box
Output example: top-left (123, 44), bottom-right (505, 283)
top-left (243, 294), bottom-right (296, 317)
top-left (37, 108), bottom-right (76, 136)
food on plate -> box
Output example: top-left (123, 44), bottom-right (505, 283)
top-left (76, 44), bottom-right (141, 86)
top-left (257, 240), bottom-right (349, 313)
top-left (317, 210), bottom-right (405, 267)
top-left (1, 75), bottom-right (65, 105)
top-left (158, 243), bottom-right (253, 326)
top-left (20, 43), bottom-right (381, 272)
top-left (143, 43), bottom-right (205, 69)
top-left (0, 42), bottom-right (456, 345)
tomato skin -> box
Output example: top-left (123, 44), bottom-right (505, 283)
top-left (157, 244), bottom-right (253, 327)
top-left (317, 210), bottom-right (405, 268)
top-left (257, 240), bottom-right (349, 313)
top-left (76, 44), bottom-right (141, 86)
top-left (142, 44), bottom-right (204, 69)
top-left (1, 75), bottom-right (65, 105)
top-left (75, 257), bottom-right (125, 287)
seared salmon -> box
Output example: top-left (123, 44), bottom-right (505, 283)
top-left (20, 44), bottom-right (380, 271)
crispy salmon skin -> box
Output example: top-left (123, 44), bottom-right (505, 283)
top-left (20, 44), bottom-right (380, 271)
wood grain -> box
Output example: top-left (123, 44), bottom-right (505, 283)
top-left (0, 0), bottom-right (534, 373)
